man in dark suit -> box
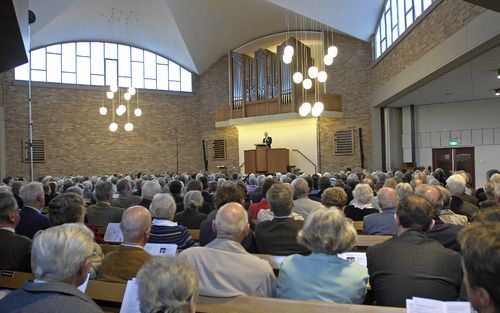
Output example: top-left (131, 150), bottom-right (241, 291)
top-left (0, 192), bottom-right (31, 272)
top-left (255, 183), bottom-right (307, 256)
top-left (263, 132), bottom-right (272, 148)
top-left (363, 187), bottom-right (398, 235)
top-left (447, 174), bottom-right (479, 220)
top-left (367, 195), bottom-right (462, 307)
top-left (415, 184), bottom-right (463, 251)
top-left (15, 182), bottom-right (50, 239)
top-left (86, 181), bottom-right (124, 227)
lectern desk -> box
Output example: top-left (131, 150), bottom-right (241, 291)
top-left (244, 145), bottom-right (289, 174)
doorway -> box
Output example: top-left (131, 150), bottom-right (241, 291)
top-left (432, 147), bottom-right (475, 187)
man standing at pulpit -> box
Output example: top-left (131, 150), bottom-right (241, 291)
top-left (263, 132), bottom-right (272, 148)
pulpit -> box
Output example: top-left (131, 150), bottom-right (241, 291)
top-left (244, 145), bottom-right (289, 174)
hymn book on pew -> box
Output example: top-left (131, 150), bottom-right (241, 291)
top-left (338, 252), bottom-right (367, 267)
top-left (406, 297), bottom-right (473, 313)
top-left (143, 243), bottom-right (177, 256)
top-left (104, 223), bottom-right (123, 242)
top-left (120, 278), bottom-right (140, 313)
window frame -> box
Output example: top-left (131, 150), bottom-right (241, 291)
top-left (14, 41), bottom-right (193, 93)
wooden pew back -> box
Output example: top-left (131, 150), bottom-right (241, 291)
top-left (196, 295), bottom-right (405, 313)
top-left (0, 270), bottom-right (405, 313)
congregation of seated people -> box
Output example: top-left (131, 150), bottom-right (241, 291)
top-left (0, 168), bottom-right (499, 313)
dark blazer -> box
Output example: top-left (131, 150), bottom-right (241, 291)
top-left (344, 205), bottom-right (379, 221)
top-left (450, 196), bottom-right (479, 220)
top-left (0, 280), bottom-right (103, 313)
top-left (15, 206), bottom-right (50, 239)
top-left (263, 136), bottom-right (272, 147)
top-left (137, 198), bottom-right (152, 209)
top-left (199, 191), bottom-right (214, 214)
top-left (173, 194), bottom-right (185, 213)
top-left (0, 229), bottom-right (32, 272)
top-left (111, 194), bottom-right (141, 209)
top-left (426, 219), bottom-right (463, 251)
top-left (255, 217), bottom-right (307, 256)
top-left (85, 202), bottom-right (124, 227)
top-left (362, 208), bottom-right (397, 235)
top-left (174, 210), bottom-right (207, 229)
top-left (367, 229), bottom-right (462, 307)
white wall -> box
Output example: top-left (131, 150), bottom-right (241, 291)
top-left (236, 118), bottom-right (318, 174)
top-left (407, 98), bottom-right (500, 187)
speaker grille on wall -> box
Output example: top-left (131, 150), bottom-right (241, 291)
top-left (334, 130), bottom-right (354, 155)
top-left (22, 139), bottom-right (46, 163)
top-left (212, 139), bottom-right (227, 160)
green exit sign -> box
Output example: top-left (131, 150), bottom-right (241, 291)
top-left (449, 140), bottom-right (459, 146)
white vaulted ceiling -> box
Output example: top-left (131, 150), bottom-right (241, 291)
top-left (27, 0), bottom-right (384, 75)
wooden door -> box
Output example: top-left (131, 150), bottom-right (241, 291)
top-left (432, 147), bottom-right (475, 187)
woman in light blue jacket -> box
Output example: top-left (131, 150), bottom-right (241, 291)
top-left (277, 207), bottom-right (368, 303)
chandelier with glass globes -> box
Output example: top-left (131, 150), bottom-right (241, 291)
top-left (99, 85), bottom-right (142, 132)
top-left (282, 36), bottom-right (338, 117)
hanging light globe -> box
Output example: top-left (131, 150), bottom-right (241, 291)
top-left (106, 91), bottom-right (114, 99)
top-left (311, 101), bottom-right (324, 117)
top-left (124, 122), bottom-right (134, 132)
top-left (134, 108), bottom-right (142, 117)
top-left (302, 78), bottom-right (312, 90)
top-left (128, 87), bottom-right (136, 96)
top-left (110, 85), bottom-right (118, 93)
top-left (292, 72), bottom-right (303, 84)
top-left (308, 66), bottom-right (318, 79)
top-left (99, 106), bottom-right (107, 115)
top-left (124, 92), bottom-right (131, 101)
top-left (328, 45), bottom-right (338, 58)
top-left (324, 54), bottom-right (334, 66)
top-left (284, 45), bottom-right (294, 56)
top-left (317, 71), bottom-right (328, 83)
top-left (283, 53), bottom-right (293, 64)
top-left (109, 122), bottom-right (118, 132)
top-left (116, 104), bottom-right (126, 116)
top-left (299, 102), bottom-right (311, 117)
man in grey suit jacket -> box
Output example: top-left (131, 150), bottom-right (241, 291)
top-left (367, 195), bottom-right (462, 307)
top-left (292, 178), bottom-right (321, 219)
top-left (363, 187), bottom-right (398, 235)
top-left (0, 192), bottom-right (31, 272)
top-left (86, 181), bottom-right (124, 227)
top-left (0, 223), bottom-right (103, 313)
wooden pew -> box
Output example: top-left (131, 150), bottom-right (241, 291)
top-left (0, 271), bottom-right (403, 313)
top-left (353, 221), bottom-right (364, 233)
top-left (188, 229), bottom-right (201, 241)
top-left (95, 225), bottom-right (107, 237)
top-left (0, 270), bottom-right (33, 289)
top-left (196, 295), bottom-right (406, 313)
top-left (356, 235), bottom-right (391, 249)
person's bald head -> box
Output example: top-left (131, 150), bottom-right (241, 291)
top-left (377, 187), bottom-right (399, 211)
top-left (214, 202), bottom-right (249, 241)
top-left (415, 184), bottom-right (443, 213)
top-left (120, 205), bottom-right (152, 245)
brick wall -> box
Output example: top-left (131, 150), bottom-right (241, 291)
top-left (199, 55), bottom-right (240, 173)
top-left (319, 33), bottom-right (373, 172)
top-left (371, 0), bottom-right (485, 90)
top-left (1, 70), bottom-right (203, 177)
